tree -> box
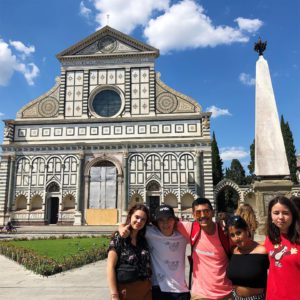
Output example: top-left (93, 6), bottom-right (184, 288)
top-left (248, 139), bottom-right (255, 175)
top-left (211, 132), bottom-right (223, 185)
top-left (281, 115), bottom-right (297, 183)
top-left (225, 159), bottom-right (247, 185)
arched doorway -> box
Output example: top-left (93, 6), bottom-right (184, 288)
top-left (46, 182), bottom-right (60, 224)
top-left (89, 161), bottom-right (117, 209)
top-left (146, 180), bottom-right (161, 221)
top-left (215, 179), bottom-right (242, 214)
top-left (216, 187), bottom-right (239, 214)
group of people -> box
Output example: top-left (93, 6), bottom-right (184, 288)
top-left (107, 196), bottom-right (300, 300)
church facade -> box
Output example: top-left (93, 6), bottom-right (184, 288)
top-left (0, 26), bottom-right (213, 225)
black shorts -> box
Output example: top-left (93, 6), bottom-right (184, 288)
top-left (152, 285), bottom-right (190, 300)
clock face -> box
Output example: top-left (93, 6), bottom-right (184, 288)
top-left (91, 89), bottom-right (122, 117)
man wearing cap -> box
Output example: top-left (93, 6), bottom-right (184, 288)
top-left (177, 198), bottom-right (232, 300)
top-left (119, 204), bottom-right (190, 300)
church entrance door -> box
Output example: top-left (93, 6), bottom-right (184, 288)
top-left (149, 196), bottom-right (160, 221)
top-left (49, 197), bottom-right (59, 224)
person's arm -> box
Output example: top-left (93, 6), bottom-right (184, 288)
top-left (118, 224), bottom-right (130, 238)
top-left (107, 250), bottom-right (120, 300)
top-left (176, 221), bottom-right (192, 241)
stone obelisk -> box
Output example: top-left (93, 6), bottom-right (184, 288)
top-left (253, 38), bottom-right (292, 233)
top-left (254, 39), bottom-right (290, 177)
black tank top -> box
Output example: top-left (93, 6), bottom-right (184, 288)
top-left (227, 254), bottom-right (269, 288)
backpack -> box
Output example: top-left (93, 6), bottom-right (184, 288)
top-left (188, 221), bottom-right (231, 290)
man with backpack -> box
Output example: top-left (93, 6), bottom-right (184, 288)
top-left (177, 198), bottom-right (233, 300)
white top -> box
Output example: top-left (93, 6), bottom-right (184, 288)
top-left (145, 225), bottom-right (189, 293)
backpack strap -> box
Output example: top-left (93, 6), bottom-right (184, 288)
top-left (217, 223), bottom-right (231, 258)
top-left (188, 221), bottom-right (201, 289)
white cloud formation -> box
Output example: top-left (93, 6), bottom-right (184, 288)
top-left (239, 72), bottom-right (255, 86)
top-left (144, 0), bottom-right (258, 53)
top-left (92, 0), bottom-right (169, 33)
top-left (80, 1), bottom-right (92, 19)
top-left (206, 105), bottom-right (232, 118)
top-left (9, 40), bottom-right (35, 59)
top-left (0, 39), bottom-right (17, 86)
top-left (220, 147), bottom-right (249, 161)
top-left (0, 112), bottom-right (5, 118)
top-left (14, 62), bottom-right (40, 86)
top-left (81, 0), bottom-right (263, 54)
top-left (235, 17), bottom-right (263, 33)
top-left (0, 38), bottom-right (39, 86)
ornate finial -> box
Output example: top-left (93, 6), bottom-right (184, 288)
top-left (106, 14), bottom-right (110, 25)
top-left (254, 37), bottom-right (267, 56)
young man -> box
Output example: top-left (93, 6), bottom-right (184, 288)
top-left (120, 204), bottom-right (190, 300)
top-left (177, 198), bottom-right (233, 300)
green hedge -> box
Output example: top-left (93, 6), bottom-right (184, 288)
top-left (0, 236), bottom-right (109, 276)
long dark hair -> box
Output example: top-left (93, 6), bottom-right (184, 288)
top-left (124, 204), bottom-right (150, 238)
top-left (267, 196), bottom-right (300, 245)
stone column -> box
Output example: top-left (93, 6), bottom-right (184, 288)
top-left (123, 151), bottom-right (129, 210)
top-left (7, 154), bottom-right (16, 212)
top-left (117, 175), bottom-right (123, 223)
top-left (195, 150), bottom-right (201, 197)
top-left (83, 174), bottom-right (90, 225)
top-left (74, 152), bottom-right (84, 225)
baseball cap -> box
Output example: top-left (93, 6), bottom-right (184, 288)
top-left (155, 205), bottom-right (176, 220)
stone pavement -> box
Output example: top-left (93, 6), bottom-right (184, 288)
top-left (0, 254), bottom-right (110, 300)
top-left (0, 226), bottom-right (117, 300)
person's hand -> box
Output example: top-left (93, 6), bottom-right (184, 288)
top-left (119, 224), bottom-right (130, 238)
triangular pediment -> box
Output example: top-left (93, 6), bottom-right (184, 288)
top-left (56, 26), bottom-right (159, 60)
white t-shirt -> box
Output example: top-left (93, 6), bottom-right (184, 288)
top-left (145, 225), bottom-right (189, 293)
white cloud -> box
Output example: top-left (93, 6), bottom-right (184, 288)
top-left (92, 0), bottom-right (169, 33)
top-left (0, 39), bottom-right (17, 86)
top-left (9, 40), bottom-right (35, 59)
top-left (235, 17), bottom-right (263, 33)
top-left (15, 62), bottom-right (40, 86)
top-left (239, 72), bottom-right (255, 86)
top-left (82, 0), bottom-right (262, 54)
top-left (206, 105), bottom-right (231, 118)
top-left (144, 0), bottom-right (259, 53)
top-left (220, 147), bottom-right (249, 161)
top-left (80, 1), bottom-right (92, 19)
top-left (0, 112), bottom-right (5, 118)
top-left (0, 38), bottom-right (39, 86)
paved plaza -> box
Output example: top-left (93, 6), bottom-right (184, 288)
top-left (0, 226), bottom-right (117, 300)
top-left (0, 226), bottom-right (265, 300)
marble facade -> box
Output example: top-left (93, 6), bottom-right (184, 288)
top-left (0, 26), bottom-right (213, 225)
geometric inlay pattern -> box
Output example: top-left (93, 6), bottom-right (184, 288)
top-left (157, 93), bottom-right (178, 113)
top-left (39, 97), bottom-right (59, 117)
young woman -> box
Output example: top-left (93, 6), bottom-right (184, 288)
top-left (107, 204), bottom-right (152, 300)
top-left (265, 196), bottom-right (300, 300)
top-left (227, 215), bottom-right (269, 300)
top-left (120, 204), bottom-right (190, 300)
top-left (235, 204), bottom-right (258, 239)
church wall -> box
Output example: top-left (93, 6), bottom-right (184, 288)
top-left (0, 26), bottom-right (213, 226)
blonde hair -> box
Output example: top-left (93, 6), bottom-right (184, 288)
top-left (235, 203), bottom-right (258, 238)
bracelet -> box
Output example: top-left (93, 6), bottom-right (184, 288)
top-left (111, 293), bottom-right (119, 298)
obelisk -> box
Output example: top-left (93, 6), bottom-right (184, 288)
top-left (254, 38), bottom-right (290, 177)
top-left (253, 38), bottom-right (292, 234)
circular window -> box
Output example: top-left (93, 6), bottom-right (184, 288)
top-left (91, 89), bottom-right (122, 117)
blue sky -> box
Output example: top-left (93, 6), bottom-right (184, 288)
top-left (0, 0), bottom-right (299, 172)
